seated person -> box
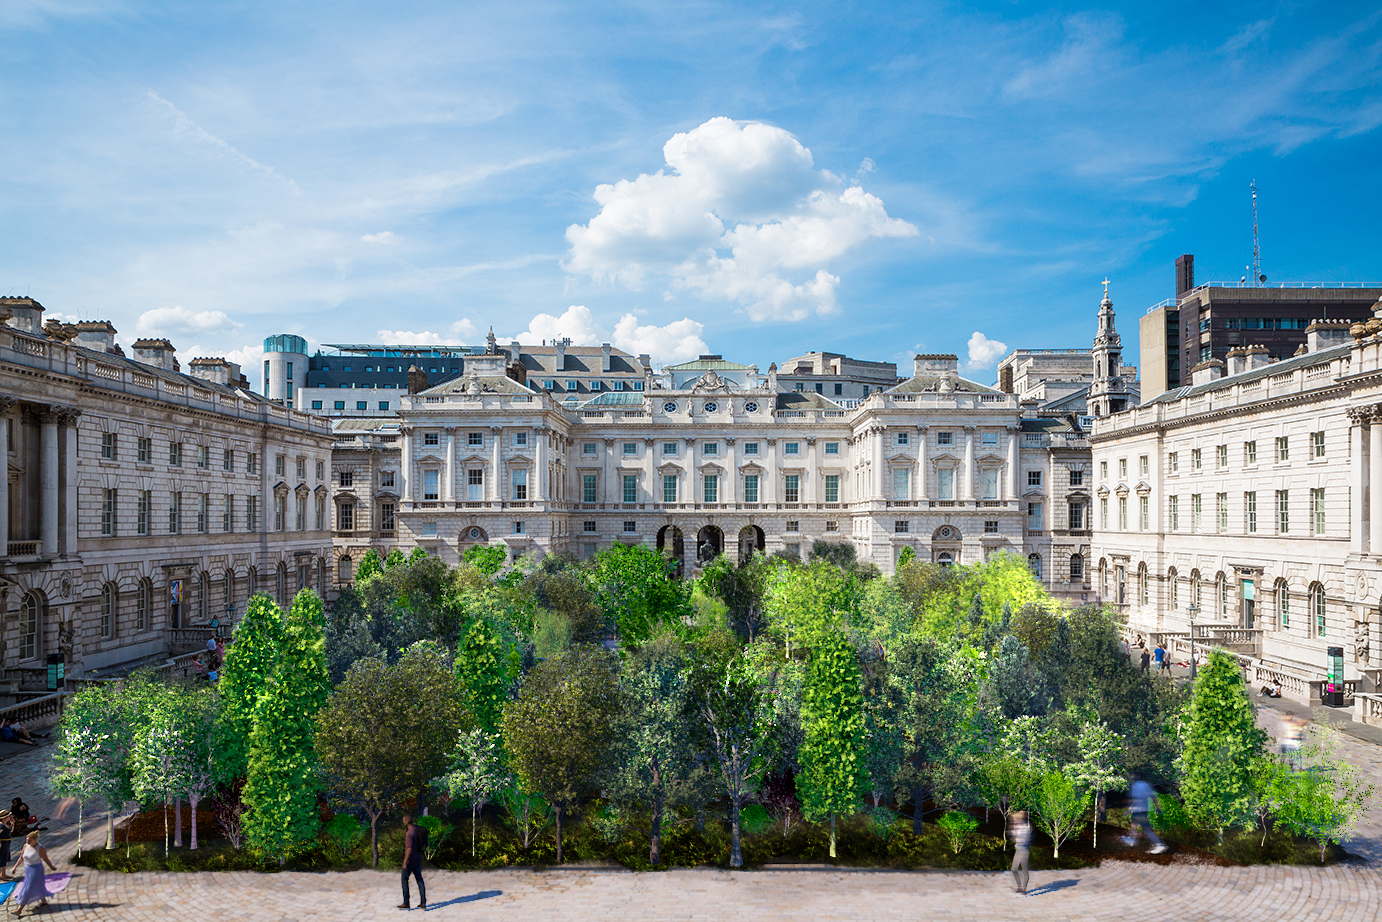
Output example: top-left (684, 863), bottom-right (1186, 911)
top-left (1259, 679), bottom-right (1283, 698)
top-left (9, 800), bottom-right (29, 831)
top-left (0, 720), bottom-right (36, 747)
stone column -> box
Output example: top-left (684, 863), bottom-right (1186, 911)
top-left (1351, 408), bottom-right (1368, 555)
top-left (0, 398), bottom-right (14, 552)
top-left (38, 407), bottom-right (59, 557)
top-left (1371, 412), bottom-right (1382, 556)
top-left (725, 439), bottom-right (737, 504)
top-left (963, 426), bottom-right (976, 501)
top-left (915, 426), bottom-right (928, 500)
top-left (534, 427), bottom-right (547, 502)
top-left (400, 426), bottom-right (413, 504)
top-left (603, 439), bottom-right (615, 506)
top-left (871, 428), bottom-right (884, 500)
top-left (644, 438), bottom-right (656, 504)
top-left (805, 439), bottom-right (818, 506)
top-left (1006, 428), bottom-right (1019, 501)
top-left (62, 407), bottom-right (80, 554)
top-left (491, 428), bottom-right (504, 502)
top-left (765, 439), bottom-right (777, 504)
top-left (443, 428), bottom-right (456, 503)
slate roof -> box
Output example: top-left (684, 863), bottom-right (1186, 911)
top-left (666, 358), bottom-right (755, 371)
top-left (887, 374), bottom-right (1000, 395)
top-left (1145, 342), bottom-right (1350, 405)
top-left (775, 391), bottom-right (845, 410)
top-left (419, 374), bottom-right (537, 396)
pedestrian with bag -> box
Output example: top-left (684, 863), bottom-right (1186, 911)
top-left (398, 814), bottom-right (427, 911)
top-left (1009, 809), bottom-right (1031, 895)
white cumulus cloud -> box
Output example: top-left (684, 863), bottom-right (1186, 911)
top-left (612, 314), bottom-right (707, 364)
top-left (564, 117), bottom-right (917, 322)
top-left (135, 305), bottom-right (243, 340)
top-left (501, 305), bottom-right (607, 346)
top-left (376, 319), bottom-right (479, 345)
top-left (361, 231), bottom-right (398, 244)
top-left (965, 331), bottom-right (1008, 372)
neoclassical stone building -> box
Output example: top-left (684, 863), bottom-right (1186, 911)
top-left (0, 298), bottom-right (334, 686)
top-left (1090, 312), bottom-right (1382, 694)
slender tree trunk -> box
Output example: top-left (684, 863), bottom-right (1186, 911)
top-left (555, 806), bottom-right (563, 864)
top-left (650, 794), bottom-right (663, 866)
top-left (730, 798), bottom-right (743, 868)
top-left (164, 798), bottom-right (170, 857)
top-left (829, 813), bottom-right (837, 859)
top-left (912, 784), bottom-right (925, 834)
top-left (107, 806), bottom-right (116, 850)
top-left (76, 800), bottom-right (83, 856)
top-left (472, 802), bottom-right (478, 857)
top-left (370, 812), bottom-right (380, 867)
top-left (189, 794), bottom-right (200, 850)
top-left (174, 796), bottom-right (183, 848)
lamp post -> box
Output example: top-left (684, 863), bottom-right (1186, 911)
top-left (1187, 602), bottom-right (1200, 681)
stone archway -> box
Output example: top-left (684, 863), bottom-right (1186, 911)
top-left (932, 523), bottom-right (961, 565)
top-left (738, 525), bottom-right (765, 565)
top-left (656, 525), bottom-right (685, 578)
top-left (697, 525), bottom-right (724, 565)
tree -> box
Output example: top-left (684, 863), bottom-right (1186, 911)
top-left (60, 679), bottom-right (151, 850)
top-left (455, 618), bottom-right (511, 735)
top-left (698, 659), bottom-right (775, 868)
top-left (765, 559), bottom-right (857, 657)
top-left (610, 651), bottom-right (704, 865)
top-left (316, 642), bottom-right (469, 865)
top-left (355, 548), bottom-right (384, 583)
top-left (1272, 726), bottom-right (1376, 862)
top-left (1031, 769), bottom-right (1090, 859)
top-left (217, 593), bottom-right (284, 781)
top-left (463, 544), bottom-right (508, 577)
top-left (49, 725), bottom-right (110, 856)
top-left (985, 635), bottom-right (1049, 719)
top-left (408, 547), bottom-right (430, 563)
top-left (974, 751), bottom-right (1039, 848)
top-left (502, 646), bottom-right (619, 863)
top-left (1176, 650), bottom-right (1267, 841)
top-left (243, 589), bottom-right (331, 863)
top-left (889, 637), bottom-right (977, 833)
top-left (437, 728), bottom-right (507, 857)
top-left (131, 691), bottom-right (192, 857)
top-left (1071, 719), bottom-right (1126, 849)
top-left (385, 549), bottom-right (405, 570)
top-left (588, 543), bottom-right (691, 646)
top-left (797, 631), bottom-right (865, 858)
top-left (698, 554), bottom-right (770, 642)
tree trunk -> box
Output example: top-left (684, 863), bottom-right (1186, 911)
top-left (912, 785), bottom-right (925, 834)
top-left (555, 806), bottom-right (563, 864)
top-left (76, 800), bottom-right (83, 857)
top-left (189, 795), bottom-right (200, 850)
top-left (472, 802), bottom-right (479, 857)
top-left (174, 797), bottom-right (183, 848)
top-left (729, 799), bottom-right (742, 868)
top-left (164, 799), bottom-right (170, 857)
top-left (829, 813), bottom-right (836, 859)
top-left (370, 812), bottom-right (380, 867)
top-left (107, 806), bottom-right (116, 850)
top-left (650, 795), bottom-right (663, 866)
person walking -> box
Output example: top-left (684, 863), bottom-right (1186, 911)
top-left (1280, 712), bottom-right (1307, 768)
top-left (1009, 809), bottom-right (1031, 894)
top-left (8, 830), bottom-right (57, 916)
top-left (1154, 642), bottom-right (1170, 677)
top-left (398, 814), bottom-right (427, 911)
top-left (1121, 773), bottom-right (1167, 854)
top-left (0, 809), bottom-right (13, 878)
top-left (1139, 645), bottom-right (1151, 674)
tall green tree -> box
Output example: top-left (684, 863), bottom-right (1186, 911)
top-left (218, 593), bottom-right (285, 780)
top-left (588, 543), bottom-right (691, 645)
top-left (463, 544), bottom-right (508, 577)
top-left (797, 631), bottom-right (866, 858)
top-left (454, 618), bottom-right (510, 735)
top-left (765, 559), bottom-right (858, 657)
top-left (316, 641), bottom-right (469, 865)
top-left (698, 659), bottom-right (775, 868)
top-left (49, 725), bottom-right (110, 856)
top-left (889, 637), bottom-right (977, 833)
top-left (242, 589), bottom-right (331, 863)
top-left (436, 728), bottom-right (507, 857)
top-left (1271, 726), bottom-right (1376, 862)
top-left (1031, 769), bottom-right (1090, 859)
top-left (1176, 650), bottom-right (1267, 841)
top-left (501, 646), bottom-right (619, 863)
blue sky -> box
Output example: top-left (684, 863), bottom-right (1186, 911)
top-left (3, 1), bottom-right (1380, 386)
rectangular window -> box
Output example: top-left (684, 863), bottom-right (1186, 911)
top-left (894, 520), bottom-right (910, 533)
top-left (169, 492), bottom-right (181, 534)
top-left (784, 474), bottom-right (800, 503)
top-left (197, 493), bottom-right (208, 534)
top-left (1244, 441), bottom-right (1256, 464)
top-left (1192, 493), bottom-right (1202, 532)
top-left (334, 401), bottom-right (345, 410)
top-left (624, 520), bottom-right (637, 533)
top-left (937, 468), bottom-right (955, 500)
top-left (1140, 455), bottom-right (1149, 477)
top-left (512, 520), bottom-right (525, 535)
top-left (222, 449), bottom-right (233, 471)
top-left (1313, 431), bottom-right (1325, 457)
top-left (1028, 470), bottom-right (1041, 487)
top-left (101, 488), bottom-right (116, 536)
top-left (1070, 469), bottom-right (1084, 486)
top-left (338, 503), bottom-right (354, 531)
top-left (340, 471), bottom-right (354, 488)
top-left (1028, 502), bottom-right (1044, 530)
top-left (248, 453), bottom-right (257, 474)
top-left (1169, 495), bottom-right (1179, 531)
top-left (582, 474), bottom-right (598, 503)
top-left (223, 494), bottom-right (233, 532)
top-left (582, 442), bottom-right (598, 456)
top-left (1100, 460), bottom-right (1108, 480)
top-left (425, 432), bottom-right (440, 447)
top-left (316, 460), bottom-right (324, 481)
top-left (1277, 490), bottom-right (1289, 533)
top-left (378, 402), bottom-right (389, 411)
top-left (274, 494), bottom-right (285, 531)
top-left (1276, 436), bottom-right (1289, 461)
top-left (296, 457), bottom-right (305, 480)
top-left (1216, 493), bottom-right (1227, 532)
top-left (785, 520), bottom-right (799, 532)
top-left (1119, 497), bottom-right (1127, 530)
top-left (1312, 488), bottom-right (1325, 534)
top-left (247, 496), bottom-right (258, 532)
top-left (1068, 502), bottom-right (1084, 530)
top-left (937, 431), bottom-right (953, 446)
top-left (824, 474), bottom-right (839, 503)
top-left (380, 503), bottom-right (394, 531)
top-left (743, 474), bottom-right (758, 503)
top-left (893, 468), bottom-right (910, 500)
top-left (663, 474), bottom-right (677, 503)
top-left (515, 432), bottom-right (528, 447)
top-left (423, 469), bottom-right (439, 501)
top-left (834, 383), bottom-right (843, 395)
top-left (275, 454), bottom-right (285, 476)
top-left (825, 520), bottom-right (838, 531)
top-left (381, 470), bottom-right (395, 488)
top-left (295, 494), bottom-right (305, 531)
top-left (1100, 497), bottom-right (1109, 529)
top-left (137, 491), bottom-right (150, 535)
top-left (825, 442), bottom-right (839, 455)
top-left (137, 437), bottom-right (150, 463)
top-left (703, 442), bottom-right (719, 456)
top-left (1168, 451), bottom-right (1178, 472)
top-left (981, 468), bottom-right (998, 499)
top-left (170, 442), bottom-right (182, 466)
top-left (704, 474), bottom-right (718, 503)
top-left (198, 445), bottom-right (209, 469)
top-left (896, 432), bottom-right (909, 446)
top-left (1245, 491), bottom-right (1257, 532)
top-left (1215, 445), bottom-right (1227, 468)
top-left (623, 442), bottom-right (638, 455)
top-left (983, 431), bottom-right (998, 446)
top-left (743, 442), bottom-right (759, 455)
top-left (1191, 449), bottom-right (1201, 470)
top-left (583, 520), bottom-right (597, 533)
top-left (663, 442), bottom-right (677, 455)
top-left (623, 474), bottom-right (638, 504)
top-left (785, 442), bottom-right (799, 455)
top-left (512, 469), bottom-right (528, 501)
top-left (1119, 458), bottom-right (1128, 478)
top-left (101, 432), bottom-right (116, 460)
top-left (985, 519), bottom-right (999, 534)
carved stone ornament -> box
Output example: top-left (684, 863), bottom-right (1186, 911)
top-left (60, 577), bottom-right (72, 599)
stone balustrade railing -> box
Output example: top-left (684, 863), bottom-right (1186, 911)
top-left (1355, 693), bottom-right (1382, 728)
top-left (0, 692), bottom-right (68, 729)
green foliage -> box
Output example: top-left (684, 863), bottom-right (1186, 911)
top-left (437, 728), bottom-right (507, 856)
top-left (936, 810), bottom-right (979, 854)
top-left (464, 543), bottom-right (509, 576)
top-left (49, 724), bottom-right (112, 856)
top-left (532, 608), bottom-right (575, 658)
top-left (243, 589), bottom-right (331, 863)
top-left (899, 553), bottom-right (1051, 639)
top-left (808, 539), bottom-right (858, 571)
top-left (1270, 727), bottom-right (1376, 862)
top-left (408, 547), bottom-right (430, 563)
top-left (765, 559), bottom-right (859, 654)
top-left (455, 618), bottom-right (511, 734)
top-left (385, 549), bottom-right (405, 570)
top-left (320, 813), bottom-right (365, 862)
top-left (1031, 769), bottom-right (1090, 859)
top-left (1176, 650), bottom-right (1268, 840)
top-left (698, 554), bottom-right (772, 641)
top-left (588, 543), bottom-right (691, 646)
top-left (415, 815), bottom-right (454, 861)
top-left (316, 640), bottom-right (468, 865)
top-left (986, 635), bottom-right (1049, 719)
top-left (895, 546), bottom-right (916, 570)
top-left (698, 658), bottom-right (776, 868)
top-left (218, 593), bottom-right (285, 780)
top-left (499, 781), bottom-right (554, 850)
top-left (797, 631), bottom-right (866, 858)
top-left (973, 752), bottom-right (1040, 847)
top-left (1071, 719), bottom-right (1126, 848)
top-left (739, 803), bottom-right (773, 835)
top-left (502, 646), bottom-right (620, 862)
top-left (355, 549), bottom-right (384, 583)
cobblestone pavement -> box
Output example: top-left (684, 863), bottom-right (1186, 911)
top-left (2, 698), bottom-right (1379, 921)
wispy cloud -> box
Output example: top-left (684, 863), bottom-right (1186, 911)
top-left (146, 91), bottom-right (301, 193)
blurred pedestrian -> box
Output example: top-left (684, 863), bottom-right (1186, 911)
top-left (1121, 773), bottom-right (1167, 854)
top-left (1009, 810), bottom-right (1031, 894)
top-left (1140, 646), bottom-right (1151, 674)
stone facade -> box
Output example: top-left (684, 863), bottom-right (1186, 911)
top-left (0, 298), bottom-right (334, 685)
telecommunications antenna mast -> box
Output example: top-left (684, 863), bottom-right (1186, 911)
top-left (1251, 180), bottom-right (1265, 286)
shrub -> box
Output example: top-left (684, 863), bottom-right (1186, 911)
top-left (937, 811), bottom-right (979, 854)
top-left (415, 815), bottom-right (454, 861)
top-left (865, 806), bottom-right (899, 841)
top-left (739, 803), bottom-right (773, 835)
top-left (321, 814), bottom-right (364, 862)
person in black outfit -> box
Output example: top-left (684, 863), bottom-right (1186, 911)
top-left (398, 814), bottom-right (426, 910)
top-left (0, 809), bottom-right (13, 877)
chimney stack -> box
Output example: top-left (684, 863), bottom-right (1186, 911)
top-left (554, 340), bottom-right (566, 372)
top-left (132, 338), bottom-right (178, 372)
top-left (1225, 346), bottom-right (1248, 377)
top-left (0, 297), bottom-right (45, 335)
top-left (1190, 359), bottom-right (1225, 386)
top-left (601, 342), bottom-right (612, 372)
top-left (1245, 344), bottom-right (1272, 370)
top-left (72, 320), bottom-right (119, 354)
top-left (1305, 320), bottom-right (1352, 353)
top-left (1175, 254), bottom-right (1195, 297)
top-left (407, 365), bottom-right (429, 394)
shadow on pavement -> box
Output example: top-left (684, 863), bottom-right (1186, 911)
top-left (424, 890), bottom-right (502, 910)
top-left (1026, 879), bottom-right (1079, 897)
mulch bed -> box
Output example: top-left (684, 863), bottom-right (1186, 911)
top-left (121, 803), bottom-right (219, 843)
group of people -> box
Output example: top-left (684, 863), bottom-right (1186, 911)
top-left (0, 720), bottom-right (44, 747)
top-left (2, 798), bottom-right (56, 916)
top-left (1120, 634), bottom-right (1175, 677)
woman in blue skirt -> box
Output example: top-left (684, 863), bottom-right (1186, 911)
top-left (7, 830), bottom-right (57, 915)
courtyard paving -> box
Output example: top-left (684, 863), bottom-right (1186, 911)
top-left (0, 694), bottom-right (1378, 921)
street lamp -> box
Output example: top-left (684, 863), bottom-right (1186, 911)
top-left (1187, 602), bottom-right (1200, 680)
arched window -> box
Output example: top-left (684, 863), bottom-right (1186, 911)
top-left (937, 552), bottom-right (954, 568)
top-left (1028, 553), bottom-right (1042, 580)
top-left (101, 582), bottom-right (117, 639)
top-left (338, 556), bottom-right (352, 583)
top-left (248, 567), bottom-right (258, 597)
top-left (19, 592), bottom-right (41, 661)
top-left (1168, 567), bottom-right (1178, 609)
top-left (221, 572), bottom-right (231, 622)
top-left (137, 578), bottom-right (152, 633)
top-left (1276, 579), bottom-right (1290, 630)
top-left (1310, 583), bottom-right (1326, 637)
top-left (1069, 554), bottom-right (1084, 581)
top-left (1139, 563), bottom-right (1149, 606)
top-left (1217, 573), bottom-right (1228, 618)
top-left (318, 557), bottom-right (328, 594)
top-left (1191, 570), bottom-right (1202, 608)
top-left (199, 572), bottom-right (210, 622)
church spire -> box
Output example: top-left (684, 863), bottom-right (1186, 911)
top-left (1089, 280), bottom-right (1129, 417)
